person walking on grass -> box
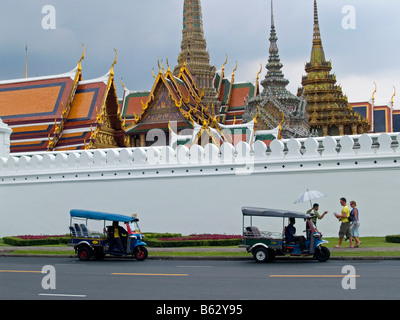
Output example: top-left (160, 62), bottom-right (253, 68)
top-left (334, 197), bottom-right (353, 248)
top-left (350, 200), bottom-right (361, 247)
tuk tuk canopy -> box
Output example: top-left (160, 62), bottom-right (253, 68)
top-left (241, 206), bottom-right (311, 219)
top-left (70, 209), bottom-right (137, 223)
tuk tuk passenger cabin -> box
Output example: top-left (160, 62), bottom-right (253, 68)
top-left (69, 209), bottom-right (148, 261)
top-left (241, 206), bottom-right (330, 262)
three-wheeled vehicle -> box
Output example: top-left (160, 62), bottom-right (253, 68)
top-left (241, 206), bottom-right (330, 262)
top-left (69, 209), bottom-right (148, 261)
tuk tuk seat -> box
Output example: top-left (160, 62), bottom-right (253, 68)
top-left (74, 223), bottom-right (90, 237)
top-left (245, 226), bottom-right (261, 238)
top-left (69, 226), bottom-right (77, 237)
top-left (79, 224), bottom-right (90, 237)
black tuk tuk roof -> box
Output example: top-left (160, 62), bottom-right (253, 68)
top-left (241, 206), bottom-right (311, 219)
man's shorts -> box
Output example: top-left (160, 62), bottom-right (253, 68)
top-left (339, 221), bottom-right (351, 238)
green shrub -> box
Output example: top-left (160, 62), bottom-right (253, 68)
top-left (145, 238), bottom-right (242, 247)
top-left (143, 232), bottom-right (182, 239)
top-left (3, 236), bottom-right (70, 246)
top-left (386, 235), bottom-right (400, 244)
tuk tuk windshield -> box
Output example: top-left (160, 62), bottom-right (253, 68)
top-left (127, 220), bottom-right (141, 234)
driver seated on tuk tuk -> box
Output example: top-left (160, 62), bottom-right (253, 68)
top-left (285, 218), bottom-right (306, 252)
top-left (104, 221), bottom-right (127, 252)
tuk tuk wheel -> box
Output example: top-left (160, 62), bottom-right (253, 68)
top-left (133, 246), bottom-right (148, 261)
top-left (314, 246), bottom-right (330, 262)
top-left (77, 246), bottom-right (91, 261)
top-left (252, 247), bottom-right (270, 263)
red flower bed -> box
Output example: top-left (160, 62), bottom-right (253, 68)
top-left (158, 234), bottom-right (242, 241)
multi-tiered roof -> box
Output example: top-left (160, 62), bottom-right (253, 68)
top-left (173, 0), bottom-right (220, 115)
top-left (0, 47), bottom-right (127, 152)
top-left (244, 0), bottom-right (309, 139)
top-left (297, 0), bottom-right (369, 136)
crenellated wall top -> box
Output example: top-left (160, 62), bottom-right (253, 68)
top-left (0, 133), bottom-right (399, 184)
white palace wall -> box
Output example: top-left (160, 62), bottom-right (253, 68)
top-left (0, 133), bottom-right (399, 238)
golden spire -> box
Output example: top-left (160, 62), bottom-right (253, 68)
top-left (310, 0), bottom-right (326, 66)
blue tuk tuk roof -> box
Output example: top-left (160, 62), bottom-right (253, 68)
top-left (241, 206), bottom-right (311, 219)
top-left (70, 209), bottom-right (136, 222)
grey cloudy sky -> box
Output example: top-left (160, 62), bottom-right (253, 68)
top-left (0, 0), bottom-right (399, 107)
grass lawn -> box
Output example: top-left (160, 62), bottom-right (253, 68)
top-left (323, 237), bottom-right (400, 248)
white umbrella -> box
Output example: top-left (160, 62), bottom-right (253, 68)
top-left (294, 189), bottom-right (326, 208)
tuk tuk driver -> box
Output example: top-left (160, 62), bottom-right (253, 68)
top-left (104, 221), bottom-right (127, 252)
top-left (285, 218), bottom-right (306, 253)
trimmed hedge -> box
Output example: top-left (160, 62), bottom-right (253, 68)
top-left (145, 238), bottom-right (242, 247)
top-left (386, 235), bottom-right (400, 244)
top-left (2, 232), bottom-right (241, 247)
top-left (143, 232), bottom-right (182, 239)
top-left (3, 236), bottom-right (70, 246)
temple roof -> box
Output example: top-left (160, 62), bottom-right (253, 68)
top-left (124, 62), bottom-right (214, 135)
top-left (0, 49), bottom-right (127, 152)
top-left (0, 65), bottom-right (81, 153)
top-left (215, 61), bottom-right (258, 126)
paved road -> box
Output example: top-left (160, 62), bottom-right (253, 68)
top-left (1, 256), bottom-right (400, 301)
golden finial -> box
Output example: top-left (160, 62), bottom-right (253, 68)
top-left (166, 56), bottom-right (170, 72)
top-left (110, 48), bottom-right (118, 76)
top-left (372, 81), bottom-right (377, 103)
top-left (257, 63), bottom-right (262, 80)
top-left (222, 53), bottom-right (228, 71)
top-left (152, 68), bottom-right (156, 79)
top-left (391, 86), bottom-right (396, 106)
top-left (230, 61), bottom-right (238, 85)
top-left (160, 59), bottom-right (166, 74)
top-left (232, 61), bottom-right (238, 75)
top-left (78, 43), bottom-right (85, 71)
top-left (120, 77), bottom-right (126, 90)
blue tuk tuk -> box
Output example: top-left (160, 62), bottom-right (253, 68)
top-left (69, 209), bottom-right (148, 261)
top-left (241, 207), bottom-right (330, 262)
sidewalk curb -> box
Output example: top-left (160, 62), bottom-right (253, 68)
top-left (1, 246), bottom-right (400, 261)
top-left (1, 253), bottom-right (400, 260)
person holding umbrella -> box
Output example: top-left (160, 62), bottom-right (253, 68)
top-left (295, 189), bottom-right (327, 236)
top-left (307, 203), bottom-right (328, 226)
